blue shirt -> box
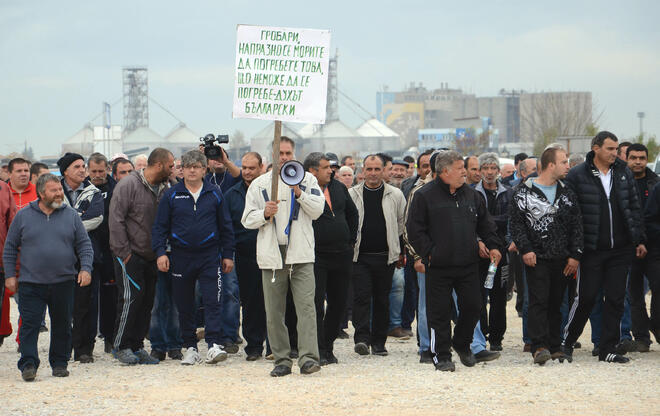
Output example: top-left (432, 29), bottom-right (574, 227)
top-left (533, 180), bottom-right (557, 204)
top-left (206, 171), bottom-right (241, 194)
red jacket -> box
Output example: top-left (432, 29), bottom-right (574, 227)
top-left (0, 181), bottom-right (17, 271)
top-left (9, 181), bottom-right (38, 210)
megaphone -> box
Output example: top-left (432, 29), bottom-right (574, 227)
top-left (280, 160), bottom-right (305, 186)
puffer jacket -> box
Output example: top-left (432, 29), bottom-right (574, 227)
top-left (565, 151), bottom-right (644, 251)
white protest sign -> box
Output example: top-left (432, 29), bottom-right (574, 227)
top-left (232, 25), bottom-right (331, 124)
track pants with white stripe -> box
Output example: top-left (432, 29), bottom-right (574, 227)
top-left (426, 264), bottom-right (481, 362)
top-left (113, 253), bottom-right (158, 352)
top-left (563, 246), bottom-right (634, 359)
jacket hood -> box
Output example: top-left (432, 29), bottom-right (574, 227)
top-left (585, 150), bottom-right (627, 171)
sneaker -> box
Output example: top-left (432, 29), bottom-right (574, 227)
top-left (419, 350), bottom-right (434, 364)
top-left (300, 360), bottom-right (321, 375)
top-left (21, 364), bottom-right (37, 382)
top-left (150, 350), bottom-right (166, 361)
top-left (533, 348), bottom-right (551, 365)
top-left (551, 351), bottom-right (570, 363)
top-left (560, 345), bottom-right (574, 363)
top-left (222, 343), bottom-right (239, 354)
top-left (206, 343), bottom-right (228, 364)
top-left (591, 346), bottom-right (600, 357)
top-left (615, 339), bottom-right (636, 354)
top-left (324, 352), bottom-right (338, 364)
top-left (387, 327), bottom-right (411, 340)
top-left (337, 329), bottom-right (349, 339)
top-left (475, 350), bottom-right (501, 363)
top-left (168, 349), bottom-right (183, 360)
top-left (600, 353), bottom-right (630, 363)
top-left (116, 348), bottom-right (139, 365)
top-left (135, 349), bottom-right (160, 364)
top-left (490, 343), bottom-right (503, 351)
top-left (434, 359), bottom-right (455, 372)
top-left (371, 345), bottom-right (388, 356)
top-left (246, 353), bottom-right (261, 361)
top-left (455, 349), bottom-right (476, 367)
top-left (354, 342), bottom-right (370, 356)
top-left (573, 341), bottom-right (582, 349)
top-left (52, 367), bottom-right (69, 377)
top-left (181, 347), bottom-right (200, 365)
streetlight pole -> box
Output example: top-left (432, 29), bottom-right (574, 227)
top-left (637, 112), bottom-right (645, 139)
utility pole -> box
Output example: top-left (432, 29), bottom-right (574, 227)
top-left (637, 112), bottom-right (645, 139)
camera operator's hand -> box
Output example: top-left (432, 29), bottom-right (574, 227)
top-left (222, 258), bottom-right (234, 274)
top-left (264, 200), bottom-right (279, 219)
top-left (157, 255), bottom-right (170, 272)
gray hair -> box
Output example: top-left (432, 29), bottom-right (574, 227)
top-left (519, 158), bottom-right (536, 175)
top-left (338, 165), bottom-right (354, 176)
top-left (569, 153), bottom-right (585, 167)
top-left (478, 152), bottom-right (500, 169)
top-left (133, 154), bottom-right (148, 163)
top-left (303, 152), bottom-right (328, 171)
top-left (435, 150), bottom-right (464, 174)
top-left (181, 150), bottom-right (207, 168)
top-left (88, 152), bottom-right (108, 167)
top-left (36, 173), bottom-right (61, 196)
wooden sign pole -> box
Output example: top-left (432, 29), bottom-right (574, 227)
top-left (270, 120), bottom-right (282, 202)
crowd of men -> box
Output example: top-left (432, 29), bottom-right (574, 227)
top-left (1, 130), bottom-right (659, 380)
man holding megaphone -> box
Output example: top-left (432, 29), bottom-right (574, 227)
top-left (241, 136), bottom-right (325, 377)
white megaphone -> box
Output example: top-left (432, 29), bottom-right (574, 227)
top-left (280, 160), bottom-right (305, 186)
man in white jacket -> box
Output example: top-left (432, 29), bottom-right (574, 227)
top-left (241, 137), bottom-right (325, 377)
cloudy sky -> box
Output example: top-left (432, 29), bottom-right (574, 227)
top-left (1, 0), bottom-right (658, 158)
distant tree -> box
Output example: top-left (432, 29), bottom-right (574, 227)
top-left (633, 133), bottom-right (659, 162)
top-left (455, 128), bottom-right (489, 155)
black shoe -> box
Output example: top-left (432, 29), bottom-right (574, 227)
top-left (21, 364), bottom-right (36, 382)
top-left (168, 349), bottom-right (183, 360)
top-left (270, 365), bottom-right (292, 377)
top-left (223, 343), bottom-right (239, 354)
top-left (454, 349), bottom-right (476, 367)
top-left (591, 346), bottom-right (600, 357)
top-left (434, 359), bottom-right (455, 372)
top-left (52, 367), bottom-right (69, 377)
top-left (300, 360), bottom-right (321, 375)
top-left (320, 356), bottom-right (329, 366)
top-left (150, 350), bottom-right (166, 361)
top-left (489, 343), bottom-right (503, 351)
top-left (104, 341), bottom-right (113, 354)
top-left (615, 339), bottom-right (635, 355)
top-left (354, 342), bottom-right (369, 356)
top-left (337, 329), bottom-right (349, 339)
top-left (635, 340), bottom-right (650, 353)
top-left (78, 354), bottom-right (94, 364)
top-left (0, 335), bottom-right (4, 347)
top-left (475, 350), bottom-right (501, 363)
top-left (371, 345), bottom-right (388, 356)
top-left (324, 352), bottom-right (338, 364)
top-left (289, 349), bottom-right (299, 359)
top-left (419, 350), bottom-right (433, 364)
top-left (573, 341), bottom-right (582, 349)
top-left (246, 353), bottom-right (261, 361)
top-left (600, 353), bottom-right (630, 364)
top-left (560, 345), bottom-right (574, 363)
top-left (235, 336), bottom-right (243, 345)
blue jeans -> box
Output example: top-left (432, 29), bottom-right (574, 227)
top-left (589, 286), bottom-right (634, 347)
top-left (17, 280), bottom-right (74, 371)
top-left (388, 267), bottom-right (405, 330)
top-left (417, 272), bottom-right (429, 353)
top-left (220, 267), bottom-right (240, 344)
top-left (451, 290), bottom-right (487, 354)
top-left (149, 270), bottom-right (182, 352)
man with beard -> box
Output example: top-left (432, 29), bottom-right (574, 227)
top-left (112, 158), bottom-right (134, 181)
top-left (109, 148), bottom-right (174, 365)
top-left (389, 160), bottom-right (408, 188)
top-left (57, 152), bottom-right (104, 363)
top-left (3, 173), bottom-right (93, 381)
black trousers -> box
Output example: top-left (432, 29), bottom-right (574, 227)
top-left (314, 250), bottom-right (353, 354)
top-left (113, 253), bottom-right (158, 352)
top-left (564, 247), bottom-right (634, 358)
top-left (401, 257), bottom-right (418, 331)
top-left (478, 258), bottom-right (508, 345)
top-left (629, 248), bottom-right (660, 343)
top-left (426, 263), bottom-right (481, 361)
top-left (98, 257), bottom-right (118, 343)
top-left (510, 251), bottom-right (524, 312)
top-left (236, 243), bottom-right (267, 355)
top-left (526, 258), bottom-right (570, 354)
top-left (352, 253), bottom-right (394, 347)
top-left (71, 270), bottom-right (99, 359)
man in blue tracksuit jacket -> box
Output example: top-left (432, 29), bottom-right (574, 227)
top-left (152, 150), bottom-right (235, 365)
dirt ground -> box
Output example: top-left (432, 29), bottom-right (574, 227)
top-left (1, 294), bottom-right (658, 416)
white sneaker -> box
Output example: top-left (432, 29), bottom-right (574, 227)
top-left (205, 343), bottom-right (228, 364)
top-left (181, 347), bottom-right (200, 365)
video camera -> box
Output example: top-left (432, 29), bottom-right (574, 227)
top-left (200, 134), bottom-right (229, 160)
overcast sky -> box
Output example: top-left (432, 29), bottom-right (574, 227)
top-left (1, 0), bottom-right (658, 158)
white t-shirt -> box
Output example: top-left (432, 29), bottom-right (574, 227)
top-left (599, 169), bottom-right (612, 198)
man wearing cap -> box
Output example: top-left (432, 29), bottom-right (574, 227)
top-left (57, 152), bottom-right (104, 363)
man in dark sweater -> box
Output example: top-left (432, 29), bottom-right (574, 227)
top-left (3, 173), bottom-right (93, 381)
top-left (626, 143), bottom-right (660, 351)
top-left (305, 152), bottom-right (359, 365)
top-left (407, 151), bottom-right (503, 371)
top-left (562, 131), bottom-right (646, 363)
